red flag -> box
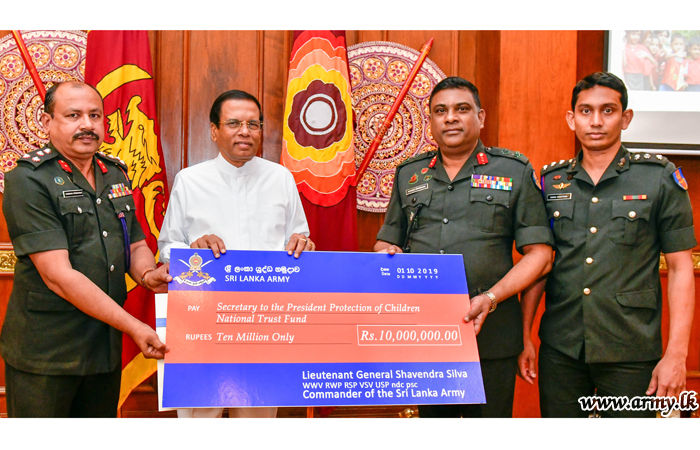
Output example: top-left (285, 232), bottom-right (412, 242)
top-left (281, 31), bottom-right (358, 251)
top-left (84, 31), bottom-right (169, 408)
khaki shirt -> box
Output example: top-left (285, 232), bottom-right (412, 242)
top-left (378, 140), bottom-right (553, 359)
top-left (1, 144), bottom-right (145, 375)
top-left (539, 146), bottom-right (696, 363)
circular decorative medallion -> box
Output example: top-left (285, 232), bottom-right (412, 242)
top-left (0, 54), bottom-right (24, 80)
top-left (28, 43), bottom-right (50, 68)
top-left (53, 44), bottom-right (80, 69)
top-left (348, 41), bottom-right (446, 213)
top-left (362, 57), bottom-right (385, 80)
top-left (387, 60), bottom-right (409, 83)
top-left (0, 30), bottom-right (87, 192)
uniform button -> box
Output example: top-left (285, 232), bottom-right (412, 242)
top-left (591, 197), bottom-right (599, 203)
top-left (586, 257), bottom-right (593, 264)
top-left (103, 231), bottom-right (108, 237)
top-left (110, 265), bottom-right (115, 272)
top-left (628, 211), bottom-right (636, 219)
top-left (96, 198), bottom-right (102, 205)
top-left (583, 288), bottom-right (591, 295)
top-left (77, 206), bottom-right (82, 213)
top-left (447, 185), bottom-right (454, 191)
top-left (486, 195), bottom-right (493, 201)
top-left (439, 250), bottom-right (445, 254)
top-left (590, 227), bottom-right (597, 234)
top-left (443, 218), bottom-right (449, 224)
top-left (553, 211), bottom-right (560, 218)
top-left (126, 205), bottom-right (130, 211)
top-left (412, 197), bottom-right (417, 204)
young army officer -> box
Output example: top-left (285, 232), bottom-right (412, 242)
top-left (374, 77), bottom-right (554, 418)
top-left (519, 72), bottom-right (696, 418)
top-left (1, 81), bottom-right (171, 417)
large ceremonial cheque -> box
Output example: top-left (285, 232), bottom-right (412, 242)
top-left (161, 249), bottom-right (485, 408)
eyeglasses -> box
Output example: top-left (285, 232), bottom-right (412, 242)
top-left (219, 119), bottom-right (263, 132)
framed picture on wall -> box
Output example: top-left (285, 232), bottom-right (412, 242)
top-left (606, 30), bottom-right (700, 155)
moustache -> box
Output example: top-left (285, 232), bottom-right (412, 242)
top-left (72, 131), bottom-right (100, 141)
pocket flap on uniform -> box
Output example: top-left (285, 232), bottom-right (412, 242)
top-left (403, 190), bottom-right (432, 208)
top-left (612, 199), bottom-right (652, 222)
top-left (615, 289), bottom-right (657, 310)
top-left (546, 200), bottom-right (574, 220)
top-left (470, 189), bottom-right (510, 207)
top-left (109, 196), bottom-right (137, 214)
top-left (58, 196), bottom-right (93, 216)
top-left (27, 290), bottom-right (76, 312)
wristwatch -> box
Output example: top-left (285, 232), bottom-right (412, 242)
top-left (483, 290), bottom-right (498, 313)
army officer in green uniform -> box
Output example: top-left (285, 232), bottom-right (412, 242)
top-left (519, 72), bottom-right (696, 417)
top-left (1, 81), bottom-right (172, 417)
top-left (374, 77), bottom-right (554, 418)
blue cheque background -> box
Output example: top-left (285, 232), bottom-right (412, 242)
top-left (164, 249), bottom-right (483, 407)
top-left (168, 249), bottom-right (469, 294)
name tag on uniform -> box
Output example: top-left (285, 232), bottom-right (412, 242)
top-left (62, 190), bottom-right (83, 198)
top-left (471, 174), bottom-right (513, 191)
top-left (406, 184), bottom-right (429, 196)
top-left (547, 193), bottom-right (572, 201)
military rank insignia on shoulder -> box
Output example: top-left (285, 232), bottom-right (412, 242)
top-left (96, 151), bottom-right (128, 170)
top-left (486, 147), bottom-right (529, 165)
top-left (630, 152), bottom-right (668, 166)
top-left (18, 147), bottom-right (57, 168)
top-left (541, 158), bottom-right (573, 176)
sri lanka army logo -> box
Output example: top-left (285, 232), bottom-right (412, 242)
top-left (173, 252), bottom-right (216, 286)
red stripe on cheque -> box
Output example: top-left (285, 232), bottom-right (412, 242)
top-left (165, 291), bottom-right (478, 365)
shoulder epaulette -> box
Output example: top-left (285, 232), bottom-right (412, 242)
top-left (541, 158), bottom-right (574, 176)
top-left (629, 152), bottom-right (668, 167)
top-left (17, 147), bottom-right (58, 168)
top-left (397, 150), bottom-right (436, 168)
top-left (486, 147), bottom-right (529, 165)
top-left (96, 151), bottom-right (128, 170)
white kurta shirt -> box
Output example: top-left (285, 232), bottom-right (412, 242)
top-left (158, 154), bottom-right (309, 263)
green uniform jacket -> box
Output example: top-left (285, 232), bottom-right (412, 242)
top-left (0, 144), bottom-right (145, 375)
top-left (539, 146), bottom-right (696, 363)
top-left (378, 140), bottom-right (554, 359)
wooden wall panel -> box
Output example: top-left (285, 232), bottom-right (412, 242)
top-left (261, 30), bottom-right (290, 164)
top-left (155, 31), bottom-right (186, 190)
top-left (498, 31), bottom-right (578, 168)
top-left (456, 31), bottom-right (478, 81)
top-left (576, 30), bottom-right (606, 81)
top-left (351, 31), bottom-right (385, 45)
top-left (474, 30), bottom-right (501, 147)
top-left (185, 31), bottom-right (260, 168)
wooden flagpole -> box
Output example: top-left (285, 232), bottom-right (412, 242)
top-left (352, 38), bottom-right (434, 186)
top-left (11, 30), bottom-right (46, 101)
